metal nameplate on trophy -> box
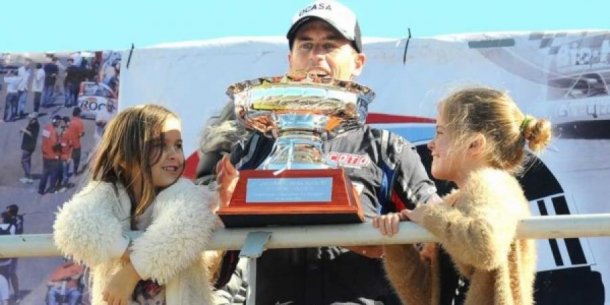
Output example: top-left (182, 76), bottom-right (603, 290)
top-left (217, 75), bottom-right (375, 227)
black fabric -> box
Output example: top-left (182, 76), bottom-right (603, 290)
top-left (255, 248), bottom-right (401, 305)
top-left (438, 247), bottom-right (468, 305)
top-left (534, 266), bottom-right (604, 305)
top-left (214, 250), bottom-right (240, 289)
top-left (21, 120), bottom-right (40, 152)
top-left (196, 150), bottom-right (224, 179)
top-left (8, 215), bottom-right (24, 235)
top-left (64, 66), bottom-right (83, 85)
top-left (43, 63), bottom-right (59, 86)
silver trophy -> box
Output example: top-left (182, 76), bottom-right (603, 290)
top-left (228, 76), bottom-right (376, 171)
top-left (218, 76), bottom-right (374, 227)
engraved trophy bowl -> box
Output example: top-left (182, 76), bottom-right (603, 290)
top-left (228, 76), bottom-right (376, 171)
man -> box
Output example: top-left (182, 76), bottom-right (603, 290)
top-left (20, 112), bottom-right (40, 184)
top-left (2, 70), bottom-right (20, 122)
top-left (57, 117), bottom-right (73, 192)
top-left (94, 101), bottom-right (115, 143)
top-left (4, 205), bottom-right (23, 235)
top-left (3, 205), bottom-right (23, 302)
top-left (0, 212), bottom-right (16, 303)
top-left (206, 1), bottom-right (440, 304)
top-left (67, 107), bottom-right (85, 175)
top-left (43, 57), bottom-right (59, 107)
top-left (32, 63), bottom-right (45, 113)
top-left (16, 60), bottom-right (32, 119)
top-left (38, 115), bottom-right (62, 195)
top-left (46, 260), bottom-right (84, 305)
top-left (64, 58), bottom-right (80, 107)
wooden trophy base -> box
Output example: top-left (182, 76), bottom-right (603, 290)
top-left (218, 168), bottom-right (364, 228)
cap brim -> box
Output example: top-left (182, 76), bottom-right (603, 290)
top-left (286, 16), bottom-right (361, 53)
top-left (288, 16), bottom-right (356, 39)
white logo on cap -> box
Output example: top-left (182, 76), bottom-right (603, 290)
top-left (289, 0), bottom-right (360, 51)
top-left (298, 3), bottom-right (332, 17)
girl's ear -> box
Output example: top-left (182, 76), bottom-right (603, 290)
top-left (467, 133), bottom-right (486, 157)
top-left (115, 161), bottom-right (127, 178)
top-left (118, 159), bottom-right (128, 171)
top-left (118, 159), bottom-right (134, 177)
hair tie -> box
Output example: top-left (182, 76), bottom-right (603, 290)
top-left (520, 115), bottom-right (532, 133)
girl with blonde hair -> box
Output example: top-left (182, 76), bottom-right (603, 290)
top-left (374, 87), bottom-right (551, 305)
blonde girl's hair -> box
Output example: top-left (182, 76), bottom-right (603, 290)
top-left (90, 104), bottom-right (179, 227)
top-left (438, 87), bottom-right (552, 174)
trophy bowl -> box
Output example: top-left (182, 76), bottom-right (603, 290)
top-left (218, 76), bottom-right (375, 227)
top-left (229, 76), bottom-right (375, 170)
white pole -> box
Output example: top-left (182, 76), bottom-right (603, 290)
top-left (1, 214), bottom-right (610, 258)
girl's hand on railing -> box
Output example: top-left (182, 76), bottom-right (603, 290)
top-left (372, 211), bottom-right (410, 237)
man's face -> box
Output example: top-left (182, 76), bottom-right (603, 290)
top-left (288, 19), bottom-right (366, 81)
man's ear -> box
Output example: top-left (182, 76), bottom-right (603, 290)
top-left (351, 53), bottom-right (367, 77)
top-left (468, 133), bottom-right (486, 156)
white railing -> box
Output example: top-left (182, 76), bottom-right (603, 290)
top-left (1, 214), bottom-right (610, 258)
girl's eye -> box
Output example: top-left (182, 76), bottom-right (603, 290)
top-left (152, 140), bottom-right (164, 148)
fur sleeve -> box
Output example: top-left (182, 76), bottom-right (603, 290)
top-left (383, 244), bottom-right (434, 305)
top-left (419, 170), bottom-right (522, 270)
top-left (53, 182), bottom-right (130, 266)
top-left (129, 178), bottom-right (218, 284)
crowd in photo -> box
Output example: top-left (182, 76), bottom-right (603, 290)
top-left (1, 204), bottom-right (24, 305)
top-left (1, 52), bottom-right (120, 123)
top-left (0, 52), bottom-right (121, 194)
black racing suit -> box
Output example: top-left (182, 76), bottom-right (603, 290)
top-left (230, 124), bottom-right (438, 305)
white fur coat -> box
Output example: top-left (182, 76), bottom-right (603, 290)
top-left (53, 178), bottom-right (218, 305)
top-left (384, 168), bottom-right (537, 305)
